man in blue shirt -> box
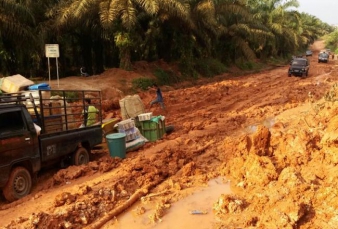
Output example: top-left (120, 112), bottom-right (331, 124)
top-left (149, 84), bottom-right (165, 109)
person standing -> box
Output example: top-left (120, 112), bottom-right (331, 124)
top-left (81, 98), bottom-right (99, 127)
top-left (149, 84), bottom-right (165, 109)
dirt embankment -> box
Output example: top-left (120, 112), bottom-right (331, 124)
top-left (2, 40), bottom-right (338, 229)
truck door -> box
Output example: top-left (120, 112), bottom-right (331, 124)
top-left (0, 108), bottom-right (39, 186)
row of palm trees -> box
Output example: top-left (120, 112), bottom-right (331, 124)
top-left (0, 0), bottom-right (334, 78)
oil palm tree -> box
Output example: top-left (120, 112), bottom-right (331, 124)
top-left (53, 0), bottom-right (191, 70)
top-left (212, 0), bottom-right (267, 62)
top-left (0, 0), bottom-right (37, 75)
top-left (299, 13), bottom-right (326, 48)
top-left (246, 0), bottom-right (302, 59)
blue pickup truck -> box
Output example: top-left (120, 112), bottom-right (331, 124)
top-left (0, 90), bottom-right (103, 202)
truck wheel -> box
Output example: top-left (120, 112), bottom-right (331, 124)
top-left (73, 147), bottom-right (90, 165)
top-left (3, 167), bottom-right (32, 202)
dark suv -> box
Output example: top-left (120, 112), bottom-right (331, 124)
top-left (318, 52), bottom-right (329, 63)
top-left (288, 58), bottom-right (309, 77)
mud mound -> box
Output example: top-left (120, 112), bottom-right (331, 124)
top-left (216, 93), bottom-right (338, 228)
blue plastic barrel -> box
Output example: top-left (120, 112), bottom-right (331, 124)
top-left (106, 133), bottom-right (126, 158)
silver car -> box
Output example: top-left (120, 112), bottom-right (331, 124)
top-left (305, 50), bottom-right (313, 56)
top-left (318, 52), bottom-right (329, 63)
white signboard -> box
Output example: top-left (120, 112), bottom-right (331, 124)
top-left (45, 44), bottom-right (60, 58)
top-left (45, 44), bottom-right (60, 88)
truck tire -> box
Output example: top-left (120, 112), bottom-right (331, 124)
top-left (3, 167), bottom-right (32, 202)
top-left (73, 147), bottom-right (90, 165)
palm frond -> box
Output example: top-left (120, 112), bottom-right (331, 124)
top-left (0, 0), bottom-right (35, 39)
top-left (56, 0), bottom-right (97, 26)
top-left (193, 0), bottom-right (220, 37)
top-left (135, 0), bottom-right (159, 15)
top-left (232, 36), bottom-right (256, 60)
top-left (218, 4), bottom-right (252, 21)
top-left (99, 0), bottom-right (119, 27)
top-left (120, 0), bottom-right (137, 30)
top-left (158, 0), bottom-right (191, 24)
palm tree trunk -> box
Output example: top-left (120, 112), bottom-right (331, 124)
top-left (79, 35), bottom-right (93, 75)
top-left (119, 46), bottom-right (132, 70)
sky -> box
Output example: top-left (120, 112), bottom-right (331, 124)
top-left (296, 0), bottom-right (338, 25)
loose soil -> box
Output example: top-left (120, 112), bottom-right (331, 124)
top-left (1, 40), bottom-right (338, 229)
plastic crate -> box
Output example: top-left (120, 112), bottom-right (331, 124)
top-left (139, 119), bottom-right (165, 142)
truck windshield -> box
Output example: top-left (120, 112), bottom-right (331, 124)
top-left (292, 60), bottom-right (306, 65)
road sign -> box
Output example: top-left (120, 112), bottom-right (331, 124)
top-left (45, 44), bottom-right (60, 58)
top-left (45, 44), bottom-right (60, 87)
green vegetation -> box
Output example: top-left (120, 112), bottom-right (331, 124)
top-left (195, 58), bottom-right (227, 77)
top-left (132, 78), bottom-right (155, 91)
top-left (325, 31), bottom-right (338, 54)
top-left (153, 68), bottom-right (181, 86)
top-left (0, 0), bottom-right (334, 80)
top-left (50, 91), bottom-right (80, 103)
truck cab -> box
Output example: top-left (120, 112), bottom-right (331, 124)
top-left (288, 58), bottom-right (309, 77)
top-left (0, 102), bottom-right (41, 201)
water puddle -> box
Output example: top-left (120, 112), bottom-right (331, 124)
top-left (246, 117), bottom-right (276, 134)
top-left (104, 177), bottom-right (231, 229)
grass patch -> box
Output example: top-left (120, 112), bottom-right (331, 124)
top-left (236, 60), bottom-right (264, 71)
top-left (132, 77), bottom-right (155, 91)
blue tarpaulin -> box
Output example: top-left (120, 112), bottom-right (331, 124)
top-left (28, 83), bottom-right (51, 90)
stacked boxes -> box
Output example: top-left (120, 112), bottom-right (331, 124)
top-left (138, 112), bottom-right (152, 121)
top-left (117, 119), bottom-right (138, 142)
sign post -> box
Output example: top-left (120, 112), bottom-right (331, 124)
top-left (45, 44), bottom-right (60, 88)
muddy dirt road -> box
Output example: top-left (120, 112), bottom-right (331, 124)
top-left (1, 40), bottom-right (338, 229)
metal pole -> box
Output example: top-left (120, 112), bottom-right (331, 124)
top-left (56, 58), bottom-right (59, 88)
top-left (48, 57), bottom-right (51, 86)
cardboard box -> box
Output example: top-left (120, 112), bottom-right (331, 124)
top-left (22, 90), bottom-right (51, 106)
top-left (138, 112), bottom-right (153, 121)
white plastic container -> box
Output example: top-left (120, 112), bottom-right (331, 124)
top-left (138, 112), bottom-right (153, 121)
